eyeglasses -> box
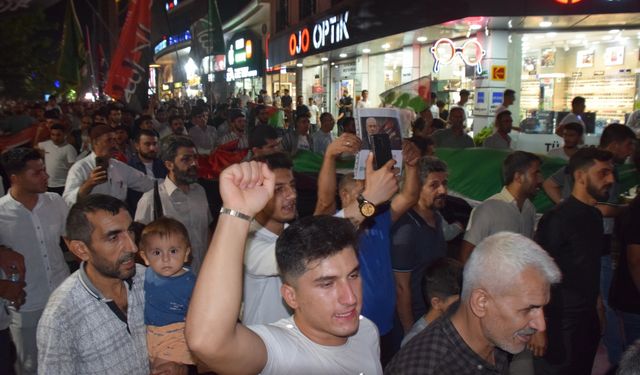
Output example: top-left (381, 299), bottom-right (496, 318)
top-left (431, 38), bottom-right (486, 74)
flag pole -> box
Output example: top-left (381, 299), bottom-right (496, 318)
top-left (85, 24), bottom-right (98, 100)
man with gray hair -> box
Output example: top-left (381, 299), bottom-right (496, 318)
top-left (386, 232), bottom-right (561, 374)
top-left (135, 135), bottom-right (212, 274)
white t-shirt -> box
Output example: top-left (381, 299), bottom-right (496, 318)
top-left (38, 140), bottom-right (78, 187)
top-left (249, 315), bottom-right (382, 375)
top-left (297, 135), bottom-right (311, 151)
top-left (242, 221), bottom-right (291, 325)
top-left (309, 104), bottom-right (320, 125)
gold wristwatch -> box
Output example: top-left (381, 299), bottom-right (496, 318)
top-left (357, 194), bottom-right (376, 218)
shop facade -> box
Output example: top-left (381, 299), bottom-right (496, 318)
top-left (267, 0), bottom-right (640, 148)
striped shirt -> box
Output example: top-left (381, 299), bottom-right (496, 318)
top-left (37, 263), bottom-right (149, 374)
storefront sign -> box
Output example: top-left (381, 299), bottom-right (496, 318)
top-left (288, 11), bottom-right (350, 57)
top-left (491, 65), bottom-right (506, 80)
top-left (225, 31), bottom-right (263, 82)
top-left (431, 38), bottom-right (486, 74)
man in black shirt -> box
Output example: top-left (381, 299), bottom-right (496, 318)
top-left (386, 232), bottom-right (561, 374)
top-left (533, 147), bottom-right (615, 374)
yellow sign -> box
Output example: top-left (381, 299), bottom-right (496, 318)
top-left (492, 65), bottom-right (506, 81)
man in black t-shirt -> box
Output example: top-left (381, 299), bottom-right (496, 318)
top-left (533, 147), bottom-right (615, 375)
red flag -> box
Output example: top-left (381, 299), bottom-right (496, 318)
top-left (104, 0), bottom-right (151, 104)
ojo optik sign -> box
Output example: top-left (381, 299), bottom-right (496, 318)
top-left (288, 11), bottom-right (350, 57)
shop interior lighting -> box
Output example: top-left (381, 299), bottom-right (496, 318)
top-left (321, 57), bottom-right (329, 62)
top-left (484, 26), bottom-right (489, 37)
top-left (416, 36), bottom-right (428, 42)
top-left (330, 62), bottom-right (335, 65)
top-left (381, 43), bottom-right (391, 49)
top-left (362, 48), bottom-right (371, 53)
top-left (508, 34), bottom-right (512, 43)
top-left (539, 19), bottom-right (552, 28)
top-left (469, 24), bottom-right (482, 30)
top-left (609, 29), bottom-right (620, 34)
top-left (508, 19), bottom-right (513, 29)
top-left (546, 32), bottom-right (557, 37)
top-left (602, 35), bottom-right (613, 41)
top-left (339, 53), bottom-right (347, 58)
top-left (296, 63), bottom-right (303, 67)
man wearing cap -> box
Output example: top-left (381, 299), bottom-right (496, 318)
top-left (249, 125), bottom-right (282, 158)
top-left (63, 124), bottom-right (155, 206)
top-left (217, 110), bottom-right (249, 150)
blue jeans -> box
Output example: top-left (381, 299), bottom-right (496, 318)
top-left (601, 254), bottom-right (625, 365)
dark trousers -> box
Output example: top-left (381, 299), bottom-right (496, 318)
top-left (0, 328), bottom-right (16, 375)
top-left (534, 309), bottom-right (600, 375)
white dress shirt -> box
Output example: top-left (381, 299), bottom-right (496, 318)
top-left (38, 140), bottom-right (78, 188)
top-left (0, 192), bottom-right (70, 311)
top-left (135, 177), bottom-right (212, 274)
top-left (63, 152), bottom-right (155, 206)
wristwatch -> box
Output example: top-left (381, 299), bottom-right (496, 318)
top-left (357, 194), bottom-right (376, 218)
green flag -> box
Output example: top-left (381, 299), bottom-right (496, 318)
top-left (57, 0), bottom-right (85, 87)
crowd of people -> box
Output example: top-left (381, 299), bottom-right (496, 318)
top-left (0, 88), bottom-right (638, 375)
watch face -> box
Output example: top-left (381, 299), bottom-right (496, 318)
top-left (361, 202), bottom-right (376, 217)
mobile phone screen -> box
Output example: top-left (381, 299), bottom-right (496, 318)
top-left (371, 133), bottom-right (392, 170)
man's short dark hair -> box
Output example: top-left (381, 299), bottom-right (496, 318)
top-left (567, 146), bottom-right (613, 176)
top-left (504, 89), bottom-right (516, 98)
top-left (159, 135), bottom-right (196, 162)
top-left (460, 89), bottom-right (470, 97)
top-left (228, 109), bottom-right (245, 122)
top-left (252, 152), bottom-right (293, 170)
top-left (1, 147), bottom-right (43, 176)
top-left (421, 258), bottom-right (463, 310)
top-left (66, 194), bottom-right (129, 245)
top-left (599, 123), bottom-right (636, 148)
top-left (134, 129), bottom-right (159, 143)
top-left (563, 122), bottom-right (584, 136)
top-left (249, 125), bottom-right (279, 149)
top-left (502, 151), bottom-right (541, 185)
top-left (571, 96), bottom-right (585, 107)
top-left (431, 92), bottom-right (437, 100)
top-left (418, 157), bottom-right (448, 184)
top-left (134, 115), bottom-right (152, 127)
top-left (496, 110), bottom-right (512, 123)
top-left (276, 215), bottom-right (358, 283)
top-left (190, 106), bottom-right (204, 118)
top-left (408, 136), bottom-right (434, 156)
top-left (319, 112), bottom-right (332, 123)
top-left (44, 109), bottom-right (59, 119)
top-left (50, 124), bottom-right (65, 132)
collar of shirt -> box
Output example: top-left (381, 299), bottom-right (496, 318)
top-left (78, 261), bottom-right (133, 302)
top-left (4, 190), bottom-right (43, 211)
top-left (163, 176), bottom-right (193, 197)
top-left (251, 220), bottom-right (289, 240)
top-left (442, 317), bottom-right (509, 372)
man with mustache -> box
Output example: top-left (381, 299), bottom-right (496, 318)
top-left (534, 147), bottom-right (615, 374)
top-left (386, 232), bottom-right (561, 374)
top-left (135, 135), bottom-right (212, 274)
top-left (37, 194), bottom-right (186, 374)
top-left (460, 151), bottom-right (543, 263)
top-left (391, 157), bottom-right (450, 335)
top-left (63, 124), bottom-right (155, 206)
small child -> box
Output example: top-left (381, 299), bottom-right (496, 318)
top-left (401, 258), bottom-right (463, 347)
top-left (139, 216), bottom-right (197, 367)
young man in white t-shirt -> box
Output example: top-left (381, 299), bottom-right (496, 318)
top-left (37, 124), bottom-right (77, 195)
top-left (186, 161), bottom-right (383, 375)
top-left (308, 98), bottom-right (320, 132)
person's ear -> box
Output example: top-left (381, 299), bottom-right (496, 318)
top-left (65, 238), bottom-right (91, 262)
top-left (431, 296), bottom-right (444, 313)
top-left (469, 288), bottom-right (489, 318)
top-left (183, 247), bottom-right (191, 263)
top-left (281, 282), bottom-right (299, 310)
top-left (139, 250), bottom-right (150, 266)
top-left (164, 160), bottom-right (173, 172)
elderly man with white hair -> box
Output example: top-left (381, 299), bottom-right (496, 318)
top-left (385, 232), bottom-right (561, 374)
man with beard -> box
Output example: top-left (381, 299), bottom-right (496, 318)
top-left (391, 157), bottom-right (450, 335)
top-left (37, 194), bottom-right (187, 374)
top-left (483, 110), bottom-right (513, 149)
top-left (0, 148), bottom-right (70, 375)
top-left (188, 106), bottom-right (218, 155)
top-left (386, 232), bottom-right (561, 374)
top-left (533, 147), bottom-right (615, 374)
top-left (432, 107), bottom-right (474, 148)
top-left (163, 115), bottom-right (188, 138)
top-left (460, 151), bottom-right (542, 263)
top-left (135, 135), bottom-right (212, 274)
top-left (126, 129), bottom-right (167, 214)
top-left (63, 124), bottom-right (155, 206)
top-left (217, 110), bottom-right (249, 150)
